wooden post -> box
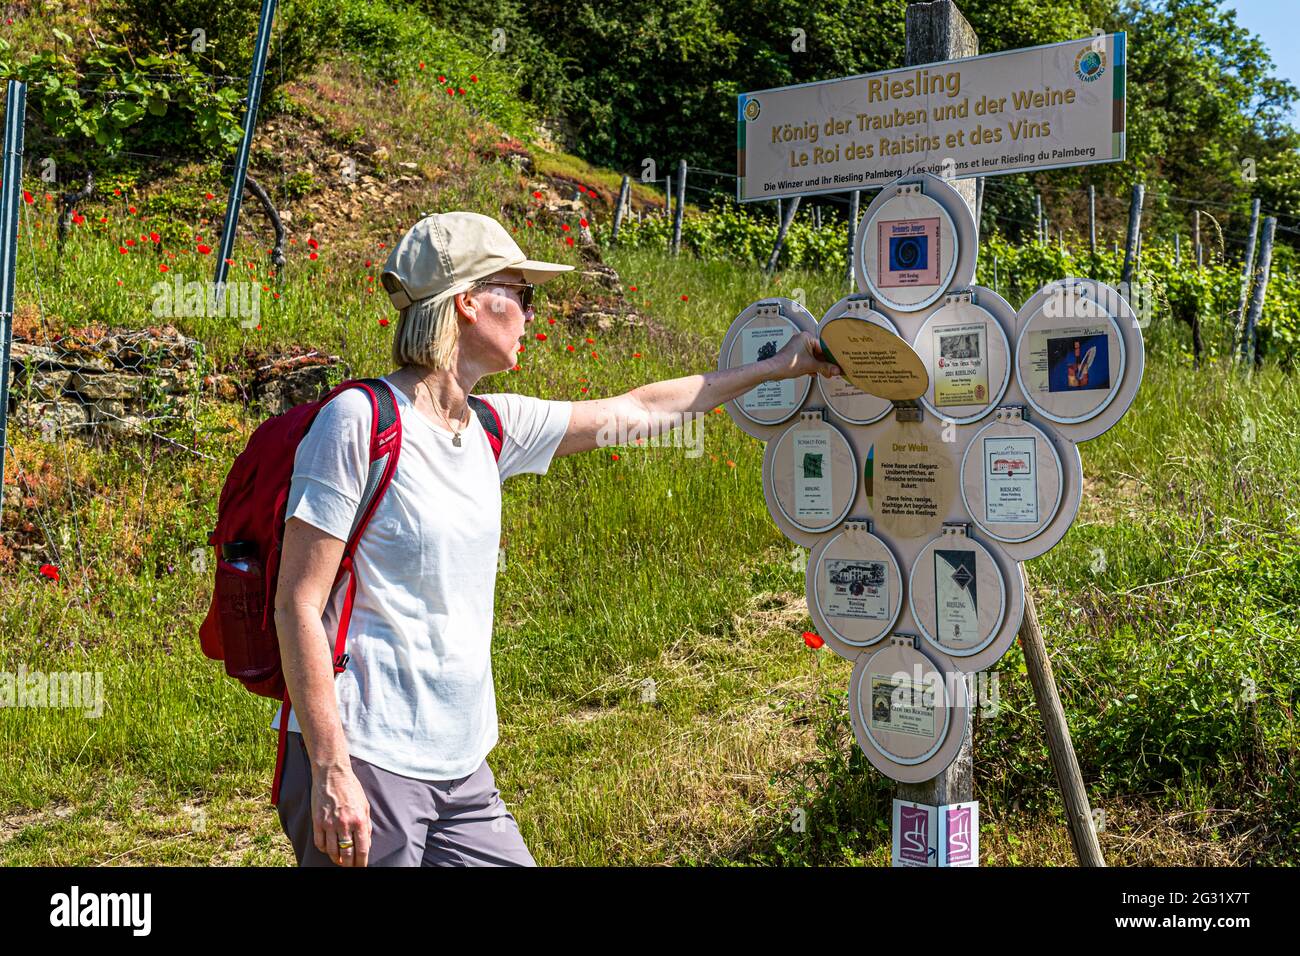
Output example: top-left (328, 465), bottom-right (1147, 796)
top-left (1017, 564), bottom-right (1106, 866)
top-left (765, 196), bottom-right (801, 275)
top-left (1120, 183), bottom-right (1144, 290)
top-left (896, 0), bottom-right (978, 816)
top-left (611, 175), bottom-right (631, 243)
top-left (1194, 209), bottom-right (1202, 269)
top-left (672, 159), bottom-right (686, 255)
top-left (1235, 198), bottom-right (1262, 345)
top-left (1088, 184), bottom-right (1096, 257)
top-left (846, 190), bottom-right (861, 288)
top-left (1240, 216), bottom-right (1276, 367)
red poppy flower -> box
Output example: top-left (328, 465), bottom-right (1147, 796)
top-left (629, 285), bottom-right (637, 292)
top-left (547, 317), bottom-right (555, 324)
top-left (535, 332), bottom-right (547, 341)
top-left (205, 192), bottom-right (214, 200)
top-left (71, 213), bottom-right (84, 225)
top-left (118, 246), bottom-right (127, 254)
top-left (22, 190), bottom-right (32, 204)
top-left (159, 264), bottom-right (169, 273)
top-left (470, 75), bottom-right (478, 83)
top-left (379, 318), bottom-right (389, 326)
top-left (611, 453), bottom-right (619, 461)
top-left (681, 294), bottom-right (688, 301)
top-left (517, 344), bottom-right (524, 353)
top-left (802, 631), bottom-right (825, 649)
top-left (566, 345), bottom-right (574, 352)
top-left (99, 216), bottom-right (107, 223)
top-left (532, 191), bottom-right (542, 199)
top-left (632, 352), bottom-right (641, 358)
top-left (197, 243), bottom-right (212, 254)
top-left (580, 386), bottom-right (588, 393)
top-left (307, 237), bottom-right (319, 249)
top-left (39, 563), bottom-right (59, 582)
top-left (512, 363), bottom-right (521, 371)
top-left (149, 232), bottom-right (159, 243)
top-left (579, 218), bottom-right (588, 227)
top-left (591, 351), bottom-right (598, 358)
top-left (113, 188), bottom-right (121, 196)
top-left (566, 237), bottom-right (574, 246)
top-left (438, 75), bottom-right (447, 84)
top-left (419, 62), bottom-right (425, 70)
top-left (128, 205), bottom-right (137, 214)
top-left (585, 337), bottom-right (595, 344)
top-left (365, 260), bottom-right (372, 267)
top-left (446, 87), bottom-right (454, 95)
top-left (309, 252), bottom-right (318, 260)
top-left (561, 223), bottom-right (570, 231)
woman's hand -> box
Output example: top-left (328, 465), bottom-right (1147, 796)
top-left (769, 331), bottom-right (842, 381)
top-left (312, 762), bottom-right (372, 867)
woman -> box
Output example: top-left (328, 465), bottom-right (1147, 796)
top-left (273, 211), bottom-right (841, 867)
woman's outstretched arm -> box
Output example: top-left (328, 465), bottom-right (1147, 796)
top-left (553, 331), bottom-right (839, 458)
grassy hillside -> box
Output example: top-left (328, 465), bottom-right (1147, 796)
top-left (0, 8), bottom-right (1297, 866)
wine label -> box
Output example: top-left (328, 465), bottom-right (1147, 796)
top-left (794, 428), bottom-right (833, 519)
top-left (982, 436), bottom-right (1038, 523)
top-left (823, 558), bottom-right (890, 620)
top-left (934, 548), bottom-right (980, 650)
top-left (869, 674), bottom-right (937, 739)
top-left (933, 322), bottom-right (989, 407)
top-left (739, 322), bottom-right (796, 411)
top-left (877, 217), bottom-right (942, 289)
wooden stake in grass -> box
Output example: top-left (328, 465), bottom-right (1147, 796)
top-left (612, 175), bottom-right (630, 243)
top-left (672, 160), bottom-right (686, 256)
top-left (1016, 563), bottom-right (1106, 866)
top-left (1240, 216), bottom-right (1276, 368)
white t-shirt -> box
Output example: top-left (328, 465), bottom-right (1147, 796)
top-left (272, 374), bottom-right (572, 780)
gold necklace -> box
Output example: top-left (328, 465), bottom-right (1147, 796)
top-left (397, 373), bottom-right (469, 446)
top-left (434, 399), bottom-right (470, 446)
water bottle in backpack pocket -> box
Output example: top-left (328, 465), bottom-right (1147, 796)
top-left (214, 540), bottom-right (279, 684)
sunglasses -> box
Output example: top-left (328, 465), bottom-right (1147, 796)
top-left (480, 279), bottom-right (535, 312)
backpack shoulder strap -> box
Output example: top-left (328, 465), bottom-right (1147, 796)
top-left (337, 377), bottom-right (402, 555)
top-left (468, 394), bottom-right (504, 462)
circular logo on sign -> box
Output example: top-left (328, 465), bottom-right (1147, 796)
top-left (1075, 46), bottom-right (1106, 83)
top-left (744, 98), bottom-right (761, 122)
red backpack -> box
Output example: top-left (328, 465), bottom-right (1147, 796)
top-left (198, 376), bottom-right (504, 803)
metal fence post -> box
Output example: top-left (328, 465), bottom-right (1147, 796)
top-left (215, 0), bottom-right (279, 314)
top-left (0, 79), bottom-right (27, 515)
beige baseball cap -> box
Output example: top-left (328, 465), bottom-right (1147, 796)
top-left (380, 211), bottom-right (574, 310)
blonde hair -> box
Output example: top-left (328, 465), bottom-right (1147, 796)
top-left (391, 280), bottom-right (488, 371)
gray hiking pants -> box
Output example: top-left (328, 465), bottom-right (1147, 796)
top-left (276, 731), bottom-right (536, 867)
